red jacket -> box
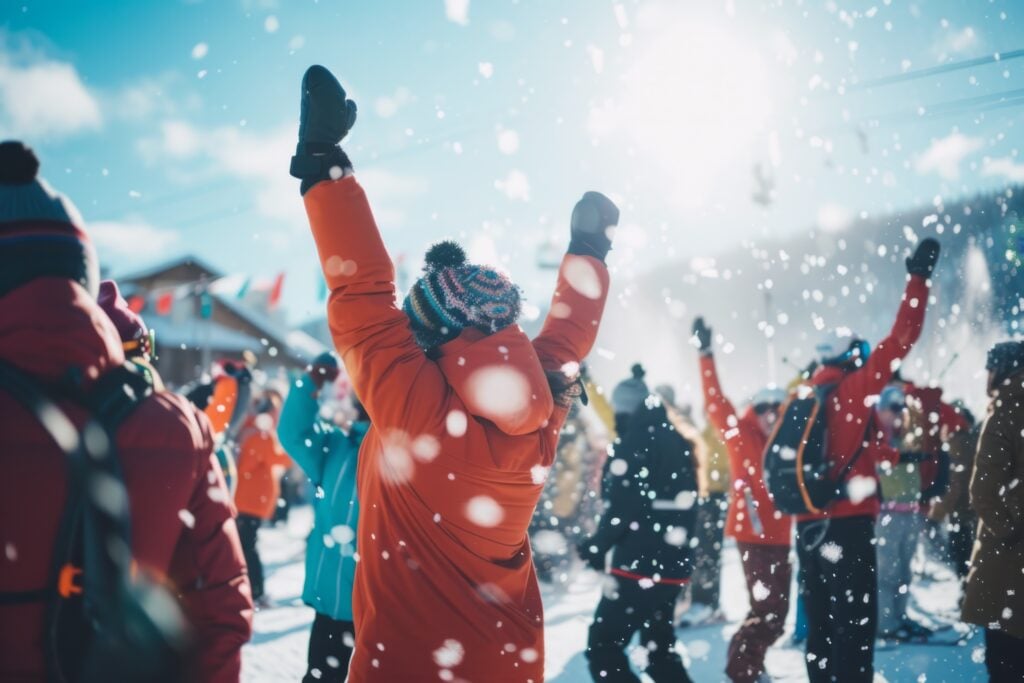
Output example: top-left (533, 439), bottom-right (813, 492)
top-left (305, 176), bottom-right (609, 682)
top-left (0, 278), bottom-right (253, 682)
top-left (903, 383), bottom-right (969, 498)
top-left (798, 274), bottom-right (930, 521)
top-left (699, 354), bottom-right (792, 545)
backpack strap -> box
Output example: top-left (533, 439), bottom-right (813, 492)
top-left (833, 411), bottom-right (877, 494)
top-left (0, 360), bottom-right (152, 682)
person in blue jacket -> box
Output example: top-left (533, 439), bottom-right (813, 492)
top-left (277, 351), bottom-right (369, 682)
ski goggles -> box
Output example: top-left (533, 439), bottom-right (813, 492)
top-left (753, 402), bottom-right (781, 415)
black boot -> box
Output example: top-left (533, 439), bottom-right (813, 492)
top-left (289, 65), bottom-right (358, 195)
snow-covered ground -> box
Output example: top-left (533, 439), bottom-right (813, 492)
top-left (243, 506), bottom-right (986, 682)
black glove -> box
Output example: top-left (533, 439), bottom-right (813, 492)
top-left (290, 65), bottom-right (358, 195)
top-left (692, 317), bottom-right (713, 353)
top-left (308, 351), bottom-right (340, 390)
top-left (576, 540), bottom-right (606, 572)
top-left (906, 238), bottom-right (941, 278)
top-left (568, 191), bottom-right (618, 262)
top-left (223, 361), bottom-right (253, 385)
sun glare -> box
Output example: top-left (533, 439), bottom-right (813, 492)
top-left (594, 21), bottom-right (777, 208)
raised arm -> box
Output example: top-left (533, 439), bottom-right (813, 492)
top-left (839, 239), bottom-right (940, 402)
top-left (532, 192), bottom-right (615, 374)
top-left (692, 317), bottom-right (739, 436)
top-left (291, 66), bottom-right (448, 434)
top-left (277, 356), bottom-right (340, 484)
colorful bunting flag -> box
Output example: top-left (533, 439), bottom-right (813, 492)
top-left (268, 272), bottom-right (285, 310)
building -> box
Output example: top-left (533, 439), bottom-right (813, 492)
top-left (115, 255), bottom-right (326, 389)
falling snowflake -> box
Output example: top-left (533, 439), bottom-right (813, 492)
top-left (819, 542), bottom-right (843, 563)
top-left (466, 495), bottom-right (504, 527)
top-left (433, 639), bottom-right (465, 668)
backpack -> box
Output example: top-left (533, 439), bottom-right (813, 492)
top-left (0, 360), bottom-right (189, 683)
top-left (762, 384), bottom-right (871, 515)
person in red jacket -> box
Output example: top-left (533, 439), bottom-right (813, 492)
top-left (692, 316), bottom-right (792, 683)
top-left (290, 65), bottom-right (614, 682)
top-left (0, 140), bottom-right (252, 682)
top-left (234, 391), bottom-right (291, 606)
top-left (795, 238), bottom-right (941, 683)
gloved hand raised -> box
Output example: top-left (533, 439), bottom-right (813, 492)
top-left (568, 191), bottom-right (618, 262)
top-left (692, 317), bottom-right (713, 354)
top-left (290, 65), bottom-right (358, 195)
top-left (308, 351), bottom-right (340, 390)
top-left (906, 238), bottom-right (941, 278)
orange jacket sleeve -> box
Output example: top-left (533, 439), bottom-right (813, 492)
top-left (203, 376), bottom-right (238, 435)
top-left (531, 254), bottom-right (610, 374)
top-left (698, 353), bottom-right (739, 437)
top-left (303, 177), bottom-right (449, 435)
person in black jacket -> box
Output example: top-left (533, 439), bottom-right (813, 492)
top-left (578, 395), bottom-right (699, 683)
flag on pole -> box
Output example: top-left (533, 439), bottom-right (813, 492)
top-left (236, 276), bottom-right (252, 300)
top-left (268, 272), bottom-right (285, 310)
top-left (155, 291), bottom-right (174, 316)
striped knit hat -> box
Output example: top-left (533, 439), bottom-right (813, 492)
top-left (0, 141), bottom-right (98, 298)
top-left (403, 241), bottom-right (521, 350)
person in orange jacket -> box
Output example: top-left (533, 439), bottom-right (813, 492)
top-left (290, 64), bottom-right (615, 682)
top-left (234, 390), bottom-right (291, 606)
top-left (692, 316), bottom-right (792, 683)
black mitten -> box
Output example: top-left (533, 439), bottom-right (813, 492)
top-left (290, 65), bottom-right (358, 195)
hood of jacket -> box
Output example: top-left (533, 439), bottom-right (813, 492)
top-left (993, 371), bottom-right (1024, 401)
top-left (435, 324), bottom-right (554, 436)
top-left (0, 277), bottom-right (124, 386)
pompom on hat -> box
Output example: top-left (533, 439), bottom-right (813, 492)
top-left (0, 140), bottom-right (98, 298)
top-left (402, 240), bottom-right (522, 350)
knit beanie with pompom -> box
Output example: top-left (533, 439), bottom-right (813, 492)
top-left (402, 240), bottom-right (522, 351)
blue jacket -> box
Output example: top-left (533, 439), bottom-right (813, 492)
top-left (277, 374), bottom-right (367, 621)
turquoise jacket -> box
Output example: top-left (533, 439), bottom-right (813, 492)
top-left (277, 374), bottom-right (367, 621)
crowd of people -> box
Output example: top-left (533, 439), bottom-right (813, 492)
top-left (1, 62), bottom-right (1023, 683)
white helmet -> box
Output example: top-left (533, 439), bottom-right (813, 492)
top-left (816, 328), bottom-right (870, 367)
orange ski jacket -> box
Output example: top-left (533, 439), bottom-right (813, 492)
top-left (304, 176), bottom-right (609, 682)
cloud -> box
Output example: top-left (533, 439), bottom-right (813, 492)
top-left (982, 156), bottom-right (1024, 183)
top-left (0, 52), bottom-right (101, 139)
top-left (445, 0), bottom-right (470, 26)
top-left (494, 169), bottom-right (530, 201)
top-left (136, 119), bottom-right (428, 228)
top-left (915, 132), bottom-right (983, 180)
top-left (934, 25), bottom-right (979, 60)
top-left (374, 87), bottom-right (413, 119)
top-left (89, 220), bottom-right (180, 258)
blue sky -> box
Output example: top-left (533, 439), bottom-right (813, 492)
top-left (3, 0), bottom-right (1022, 323)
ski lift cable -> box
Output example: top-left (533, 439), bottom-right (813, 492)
top-left (851, 48), bottom-right (1024, 91)
top-left (860, 87), bottom-right (1024, 125)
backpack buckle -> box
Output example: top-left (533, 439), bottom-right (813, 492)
top-left (57, 563), bottom-right (83, 598)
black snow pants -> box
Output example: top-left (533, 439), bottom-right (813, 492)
top-left (797, 515), bottom-right (877, 683)
top-left (586, 577), bottom-right (693, 683)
